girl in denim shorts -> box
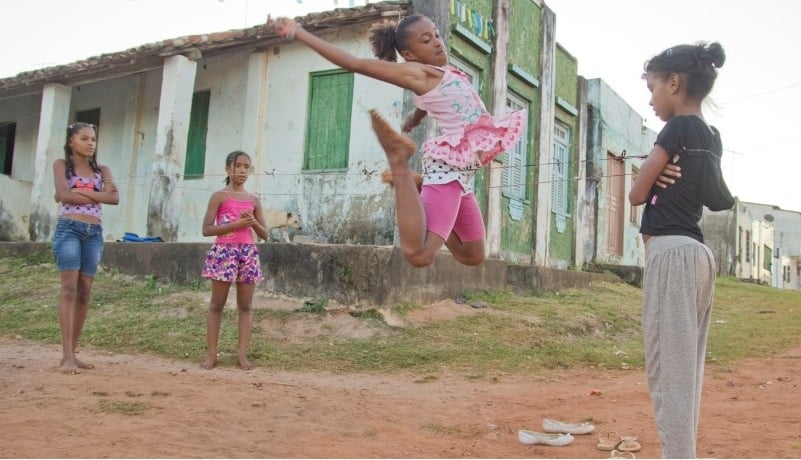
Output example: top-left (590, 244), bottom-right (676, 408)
top-left (200, 151), bottom-right (269, 370)
top-left (52, 122), bottom-right (119, 374)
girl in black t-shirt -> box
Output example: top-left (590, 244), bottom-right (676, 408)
top-left (629, 42), bottom-right (733, 459)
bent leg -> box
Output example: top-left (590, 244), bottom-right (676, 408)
top-left (370, 109), bottom-right (447, 267)
top-left (445, 234), bottom-right (485, 266)
top-left (446, 191), bottom-right (486, 265)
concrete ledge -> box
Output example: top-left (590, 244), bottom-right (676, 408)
top-left (0, 242), bottom-right (624, 306)
top-left (593, 263), bottom-right (643, 287)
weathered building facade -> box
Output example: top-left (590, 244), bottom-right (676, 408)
top-left (576, 78), bottom-right (655, 273)
top-left (1, 0), bottom-right (703, 280)
top-left (701, 200), bottom-right (801, 290)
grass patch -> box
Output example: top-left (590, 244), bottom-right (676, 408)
top-left (1, 255), bottom-right (800, 376)
top-left (97, 400), bottom-right (149, 416)
top-left (297, 297), bottom-right (328, 314)
top-left (422, 422), bottom-right (462, 436)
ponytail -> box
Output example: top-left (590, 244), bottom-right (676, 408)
top-left (368, 14), bottom-right (427, 62)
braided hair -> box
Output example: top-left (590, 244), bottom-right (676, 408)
top-left (63, 122), bottom-right (100, 179)
top-left (368, 14), bottom-right (426, 62)
top-left (643, 42), bottom-right (726, 101)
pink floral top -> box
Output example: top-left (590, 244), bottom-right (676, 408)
top-left (414, 65), bottom-right (526, 169)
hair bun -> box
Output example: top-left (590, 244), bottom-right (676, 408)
top-left (703, 42), bottom-right (726, 68)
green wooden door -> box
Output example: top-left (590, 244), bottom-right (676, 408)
top-left (304, 70), bottom-right (353, 170)
top-left (185, 90), bottom-right (210, 179)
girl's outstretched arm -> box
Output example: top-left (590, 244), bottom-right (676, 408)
top-left (629, 145), bottom-right (670, 205)
top-left (266, 17), bottom-right (433, 95)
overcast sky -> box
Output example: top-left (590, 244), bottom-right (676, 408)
top-left (1, 0), bottom-right (798, 212)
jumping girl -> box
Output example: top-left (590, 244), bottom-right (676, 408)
top-left (266, 14), bottom-right (524, 267)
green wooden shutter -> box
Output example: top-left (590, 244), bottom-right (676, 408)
top-left (185, 91), bottom-right (211, 179)
top-left (0, 122), bottom-right (15, 175)
top-left (304, 70), bottom-right (353, 170)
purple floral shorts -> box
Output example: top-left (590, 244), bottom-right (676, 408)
top-left (202, 243), bottom-right (264, 284)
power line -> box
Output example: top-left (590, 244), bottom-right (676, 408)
top-left (720, 80), bottom-right (801, 105)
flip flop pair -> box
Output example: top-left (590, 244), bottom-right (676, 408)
top-left (597, 431), bottom-right (641, 452)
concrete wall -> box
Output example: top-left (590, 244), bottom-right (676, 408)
top-left (0, 242), bottom-right (622, 307)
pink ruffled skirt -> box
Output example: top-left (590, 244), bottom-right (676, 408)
top-left (421, 109), bottom-right (526, 168)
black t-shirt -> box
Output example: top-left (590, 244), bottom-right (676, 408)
top-left (639, 115), bottom-right (734, 243)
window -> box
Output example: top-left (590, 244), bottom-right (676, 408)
top-left (502, 93), bottom-right (529, 201)
top-left (738, 226), bottom-right (743, 262)
top-left (0, 122), bottom-right (16, 175)
top-left (745, 230), bottom-right (751, 262)
top-left (304, 70), bottom-right (353, 170)
top-left (552, 124), bottom-right (570, 215)
top-left (764, 245), bottom-right (772, 271)
top-left (630, 167), bottom-right (640, 225)
top-left (552, 124), bottom-right (571, 233)
top-left (606, 152), bottom-right (624, 255)
top-left (76, 108), bottom-right (101, 129)
top-left (185, 90), bottom-right (211, 179)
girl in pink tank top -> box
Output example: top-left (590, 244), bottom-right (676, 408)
top-left (200, 151), bottom-right (268, 370)
top-left (266, 14), bottom-right (524, 268)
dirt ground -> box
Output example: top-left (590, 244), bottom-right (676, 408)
top-left (2, 297), bottom-right (801, 458)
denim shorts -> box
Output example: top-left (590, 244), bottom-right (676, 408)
top-left (52, 217), bottom-right (105, 277)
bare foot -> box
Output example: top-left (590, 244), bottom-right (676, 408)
top-left (60, 360), bottom-right (80, 375)
top-left (74, 357), bottom-right (94, 370)
top-left (381, 170), bottom-right (423, 192)
top-left (237, 355), bottom-right (252, 371)
top-left (369, 109), bottom-right (416, 167)
top-left (200, 356), bottom-right (217, 370)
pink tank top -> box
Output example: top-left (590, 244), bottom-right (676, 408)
top-left (215, 195), bottom-right (256, 244)
top-left (59, 169), bottom-right (103, 219)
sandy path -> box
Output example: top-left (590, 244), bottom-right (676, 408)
top-left (1, 338), bottom-right (800, 458)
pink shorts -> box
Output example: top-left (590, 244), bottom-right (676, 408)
top-left (420, 181), bottom-right (486, 243)
top-left (202, 243), bottom-right (264, 284)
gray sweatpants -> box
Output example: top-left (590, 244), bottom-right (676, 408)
top-left (642, 235), bottom-right (716, 459)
